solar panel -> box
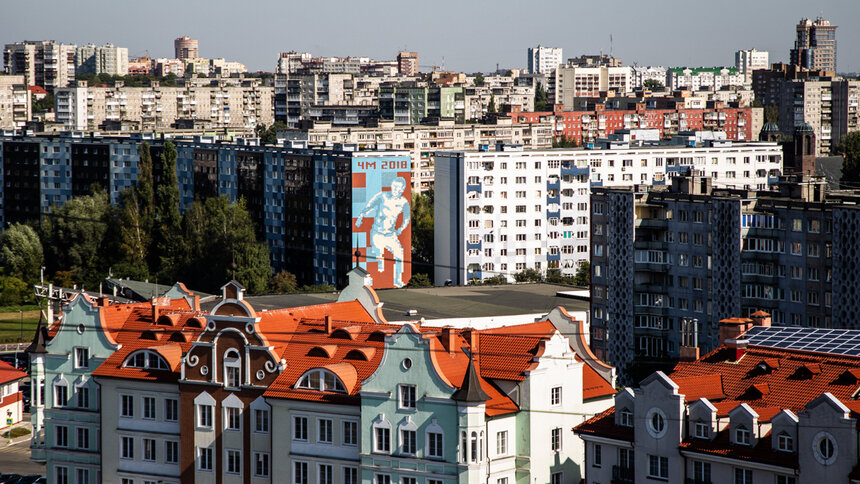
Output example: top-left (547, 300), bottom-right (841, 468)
top-left (746, 326), bottom-right (860, 357)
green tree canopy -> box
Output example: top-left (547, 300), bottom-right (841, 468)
top-left (513, 268), bottom-right (543, 283)
top-left (269, 270), bottom-right (298, 293)
top-left (835, 132), bottom-right (860, 188)
top-left (411, 190), bottom-right (434, 277)
top-left (0, 223), bottom-right (43, 283)
top-left (643, 79), bottom-right (664, 90)
top-left (534, 83), bottom-right (548, 112)
top-left (407, 273), bottom-right (432, 288)
top-left (153, 141), bottom-right (182, 279)
top-left (474, 73), bottom-right (485, 87)
top-left (255, 122), bottom-right (289, 145)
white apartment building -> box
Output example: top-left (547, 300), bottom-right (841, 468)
top-left (527, 45), bottom-right (563, 76)
top-left (631, 66), bottom-right (669, 90)
top-left (735, 49), bottom-right (769, 84)
top-left (75, 44), bottom-right (129, 76)
top-left (552, 65), bottom-right (633, 109)
top-left (667, 67), bottom-right (745, 91)
top-left (3, 41), bottom-right (76, 91)
top-left (0, 75), bottom-right (31, 129)
top-left (434, 136), bottom-right (783, 285)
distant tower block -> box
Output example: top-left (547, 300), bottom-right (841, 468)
top-left (174, 36), bottom-right (199, 60)
top-left (397, 51), bottom-right (418, 76)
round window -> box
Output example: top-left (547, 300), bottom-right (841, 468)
top-left (402, 358), bottom-right (412, 370)
top-left (77, 324), bottom-right (85, 334)
top-left (813, 431), bottom-right (838, 465)
top-left (646, 408), bottom-right (668, 438)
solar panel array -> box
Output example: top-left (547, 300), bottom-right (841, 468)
top-left (745, 326), bottom-right (860, 357)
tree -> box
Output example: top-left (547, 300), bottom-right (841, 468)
top-left (411, 190), bottom-right (434, 275)
top-left (487, 95), bottom-right (497, 114)
top-left (513, 268), bottom-right (543, 283)
top-left (33, 93), bottom-right (54, 113)
top-left (474, 73), bottom-right (485, 87)
top-left (573, 261), bottom-right (591, 286)
top-left (643, 79), bottom-right (664, 90)
top-left (765, 105), bottom-right (779, 124)
top-left (552, 135), bottom-right (578, 148)
top-left (153, 141), bottom-right (182, 279)
top-left (269, 270), bottom-right (298, 293)
top-left (136, 142), bottom-right (155, 232)
top-left (483, 274), bottom-right (508, 285)
top-left (0, 276), bottom-right (29, 306)
top-left (534, 83), bottom-right (548, 112)
top-left (255, 122), bottom-right (288, 145)
top-left (114, 189), bottom-right (150, 279)
top-left (407, 273), bottom-right (432, 288)
top-left (835, 132), bottom-right (860, 188)
top-left (0, 223), bottom-right (43, 283)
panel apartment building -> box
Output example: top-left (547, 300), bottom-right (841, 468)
top-left (0, 133), bottom-right (411, 289)
top-left (3, 40), bottom-right (76, 92)
top-left (589, 174), bottom-right (860, 380)
top-left (434, 136), bottom-right (783, 286)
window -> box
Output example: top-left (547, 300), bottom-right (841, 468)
top-left (55, 382), bottom-right (69, 408)
top-left (593, 443), bottom-right (602, 466)
top-left (695, 422), bottom-right (709, 439)
top-left (74, 347), bottom-right (88, 369)
top-left (254, 452), bottom-right (270, 478)
top-left (294, 462), bottom-right (308, 484)
top-left (401, 429), bottom-right (416, 454)
top-left (143, 438), bottom-right (156, 461)
top-left (226, 407), bottom-right (241, 430)
top-left (777, 476), bottom-right (797, 484)
top-left (56, 425), bottom-right (68, 448)
top-left (648, 455), bottom-right (668, 479)
top-left (56, 467), bottom-right (68, 484)
top-left (143, 396), bottom-right (156, 420)
top-left (121, 436), bottom-right (133, 459)
top-left (550, 386), bottom-right (562, 406)
top-left (550, 472), bottom-right (562, 484)
top-left (343, 467), bottom-right (358, 484)
top-left (253, 408), bottom-right (269, 433)
top-left (428, 431), bottom-right (443, 458)
top-left (374, 475), bottom-right (391, 484)
top-left (734, 468), bottom-right (752, 484)
top-left (198, 404), bottom-right (213, 429)
top-left (294, 416), bottom-right (308, 441)
top-left (551, 428), bottom-right (562, 451)
top-left (124, 350), bottom-right (169, 370)
top-left (778, 432), bottom-right (793, 451)
top-left (619, 448), bottom-right (634, 469)
top-left (399, 385), bottom-right (416, 409)
top-left (693, 461), bottom-right (711, 482)
top-left (296, 369), bottom-right (346, 392)
top-left (343, 420), bottom-right (357, 445)
top-left (401, 478), bottom-right (416, 484)
top-left (650, 412), bottom-right (665, 434)
top-left (165, 441), bottom-right (179, 464)
top-left (318, 418), bottom-right (333, 444)
top-left (197, 447), bottom-right (213, 471)
top-left (375, 426), bottom-right (391, 453)
top-left (226, 449), bottom-right (241, 474)
top-left (76, 384), bottom-right (88, 409)
top-left (224, 349), bottom-right (241, 388)
top-left (75, 468), bottom-right (88, 484)
top-left (318, 464), bottom-right (333, 484)
top-left (76, 427), bottom-right (88, 449)
top-left (735, 426), bottom-right (751, 445)
top-left (619, 408), bottom-right (633, 427)
top-left (165, 399), bottom-right (178, 422)
top-left (497, 479), bottom-right (508, 484)
top-left (496, 430), bottom-right (508, 455)
top-left (119, 394), bottom-right (134, 418)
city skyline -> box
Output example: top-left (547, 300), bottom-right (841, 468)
top-left (2, 0), bottom-right (859, 73)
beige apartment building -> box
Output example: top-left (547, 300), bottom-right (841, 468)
top-left (3, 41), bottom-right (76, 92)
top-left (54, 79), bottom-right (274, 131)
top-left (0, 75), bottom-right (31, 129)
top-left (282, 117), bottom-right (553, 191)
top-left (778, 78), bottom-right (860, 156)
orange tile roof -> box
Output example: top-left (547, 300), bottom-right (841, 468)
top-left (679, 428), bottom-right (796, 468)
top-left (583, 363), bottom-right (617, 401)
top-left (672, 374), bottom-right (726, 401)
top-left (0, 361), bottom-right (26, 385)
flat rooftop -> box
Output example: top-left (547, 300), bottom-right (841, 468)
top-left (202, 283), bottom-right (589, 322)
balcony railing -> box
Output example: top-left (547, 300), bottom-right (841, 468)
top-left (612, 465), bottom-right (635, 483)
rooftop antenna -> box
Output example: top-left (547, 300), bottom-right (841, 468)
top-left (610, 34), bottom-right (614, 58)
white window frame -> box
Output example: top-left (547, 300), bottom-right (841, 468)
top-left (399, 384), bottom-right (416, 410)
top-left (197, 446), bottom-right (213, 471)
top-left (550, 386), bottom-right (562, 406)
top-left (225, 449), bottom-right (241, 474)
top-left (197, 404), bottom-right (213, 429)
top-left (142, 396), bottom-right (156, 420)
top-left (253, 452), bottom-right (270, 478)
top-left (254, 408), bottom-right (270, 433)
top-left (121, 436), bottom-right (134, 459)
top-left (293, 415), bottom-right (308, 441)
top-left (165, 440), bottom-right (179, 464)
top-left (74, 347), bottom-right (89, 369)
top-left (318, 418), bottom-right (333, 444)
top-left (343, 420), bottom-right (358, 446)
top-left (373, 418), bottom-right (391, 453)
top-left (496, 430), bottom-right (508, 456)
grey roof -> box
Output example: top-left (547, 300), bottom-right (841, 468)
top-left (795, 122), bottom-right (814, 133)
top-left (25, 312), bottom-right (49, 354)
top-left (451, 358), bottom-right (490, 402)
top-left (105, 279), bottom-right (213, 302)
top-left (761, 122), bottom-right (780, 133)
top-left (203, 283), bottom-right (589, 321)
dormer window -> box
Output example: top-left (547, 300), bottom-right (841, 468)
top-left (777, 432), bottom-right (793, 452)
top-left (224, 349), bottom-right (241, 388)
top-left (694, 421), bottom-right (709, 439)
top-left (735, 425), bottom-right (751, 446)
top-left (296, 369), bottom-right (346, 393)
top-left (124, 350), bottom-right (169, 370)
top-left (619, 408), bottom-right (633, 427)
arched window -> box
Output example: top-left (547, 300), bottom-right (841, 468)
top-left (123, 350), bottom-right (169, 370)
top-left (460, 432), bottom-right (467, 463)
top-left (224, 349), bottom-right (241, 388)
top-left (295, 369), bottom-right (346, 393)
top-left (470, 431), bottom-right (478, 463)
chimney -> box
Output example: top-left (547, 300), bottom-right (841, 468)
top-left (325, 315), bottom-right (333, 334)
top-left (441, 327), bottom-right (457, 353)
top-left (725, 338), bottom-right (749, 362)
top-left (193, 294), bottom-right (200, 311)
top-left (679, 346), bottom-right (700, 362)
top-left (719, 317), bottom-right (753, 345)
top-left (98, 296), bottom-right (110, 307)
top-left (750, 311), bottom-right (772, 328)
top-left (151, 298), bottom-right (161, 322)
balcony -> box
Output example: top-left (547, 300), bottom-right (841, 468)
top-left (612, 465), bottom-right (635, 484)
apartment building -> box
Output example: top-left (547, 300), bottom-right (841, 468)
top-left (666, 67), bottom-right (744, 91)
top-left (397, 51), bottom-right (418, 76)
top-left (434, 137), bottom-right (783, 286)
top-left (53, 79), bottom-right (274, 131)
top-left (551, 65), bottom-right (633, 108)
top-left (75, 43), bottom-right (128, 76)
top-left (791, 17), bottom-right (837, 73)
top-left (527, 45), bottom-right (563, 76)
top-left (631, 66), bottom-right (668, 90)
top-left (0, 134), bottom-right (411, 288)
top-left (3, 41), bottom-right (76, 92)
top-left (282, 117), bottom-right (553, 191)
top-left (175, 36), bottom-right (199, 61)
top-left (509, 105), bottom-right (756, 143)
top-left (378, 85), bottom-right (463, 125)
top-left (0, 75), bottom-right (31, 129)
top-left (590, 174), bottom-right (860, 380)
top-left (576, 316), bottom-right (860, 484)
top-left (735, 49), bottom-right (769, 84)
top-left (776, 78), bottom-right (860, 156)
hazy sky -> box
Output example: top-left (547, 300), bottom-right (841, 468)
top-left (3, 0), bottom-right (859, 73)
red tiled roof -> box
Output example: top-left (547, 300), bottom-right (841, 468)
top-left (673, 373), bottom-right (726, 401)
top-left (574, 407), bottom-right (634, 442)
top-left (0, 361), bottom-right (26, 385)
top-left (583, 363), bottom-right (616, 400)
top-left (28, 86), bottom-right (47, 94)
top-left (679, 428), bottom-right (797, 469)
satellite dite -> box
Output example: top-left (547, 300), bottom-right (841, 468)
top-left (351, 156), bottom-right (412, 288)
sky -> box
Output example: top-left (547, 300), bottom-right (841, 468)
top-left (3, 0), bottom-right (859, 74)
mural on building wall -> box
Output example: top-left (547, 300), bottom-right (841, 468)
top-left (352, 157), bottom-right (412, 288)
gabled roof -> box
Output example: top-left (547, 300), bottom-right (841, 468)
top-left (0, 361), bottom-right (26, 385)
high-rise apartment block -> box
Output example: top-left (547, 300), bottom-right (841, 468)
top-left (174, 36), bottom-right (199, 60)
top-left (551, 65), bottom-right (632, 108)
top-left (775, 78), bottom-right (860, 156)
top-left (75, 43), bottom-right (128, 76)
top-left (0, 75), bottom-right (31, 129)
top-left (397, 51), bottom-right (418, 76)
top-left (735, 49), bottom-right (769, 84)
top-left (527, 45), bottom-right (563, 76)
top-left (590, 174), bottom-right (860, 379)
top-left (3, 41), bottom-right (76, 92)
top-left (790, 17), bottom-right (837, 73)
top-left (434, 136), bottom-right (783, 286)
